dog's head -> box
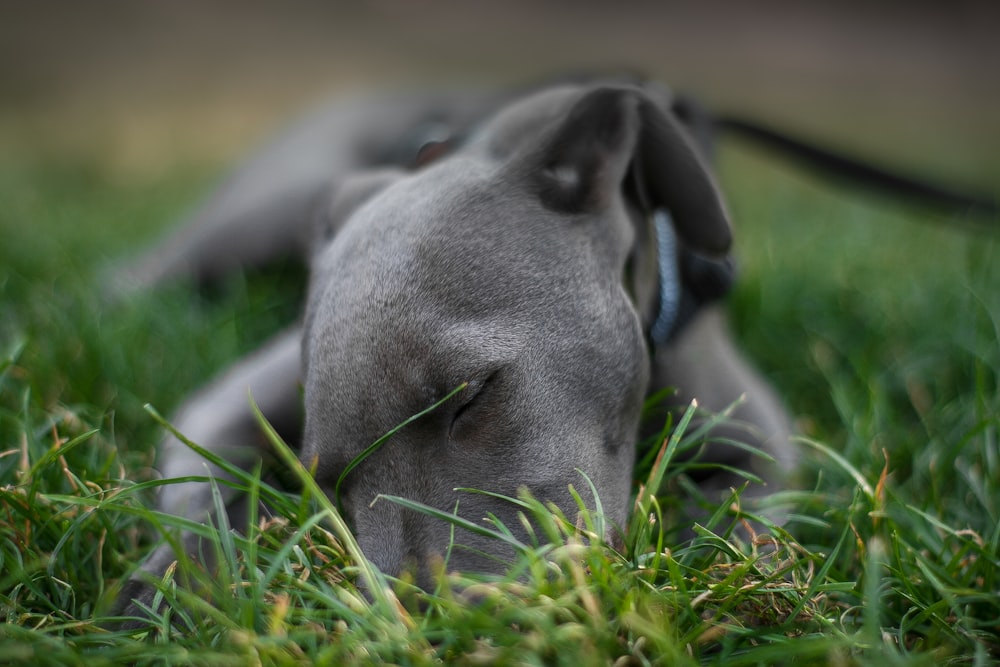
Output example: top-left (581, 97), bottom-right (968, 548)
top-left (299, 84), bottom-right (731, 585)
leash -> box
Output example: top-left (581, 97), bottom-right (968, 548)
top-left (713, 116), bottom-right (999, 226)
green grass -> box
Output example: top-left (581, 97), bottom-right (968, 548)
top-left (1, 137), bottom-right (998, 665)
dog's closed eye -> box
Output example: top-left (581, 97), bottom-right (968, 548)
top-left (449, 372), bottom-right (499, 441)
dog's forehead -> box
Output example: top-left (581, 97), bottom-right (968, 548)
top-left (314, 155), bottom-right (579, 315)
top-left (329, 157), bottom-right (508, 256)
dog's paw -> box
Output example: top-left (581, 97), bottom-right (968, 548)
top-left (107, 578), bottom-right (164, 631)
top-left (104, 543), bottom-right (180, 631)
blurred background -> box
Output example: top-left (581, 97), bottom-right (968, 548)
top-left (3, 0), bottom-right (999, 189)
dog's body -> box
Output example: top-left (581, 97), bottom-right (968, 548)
top-left (113, 76), bottom-right (796, 620)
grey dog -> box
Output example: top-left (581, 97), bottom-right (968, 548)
top-left (111, 75), bottom-right (796, 620)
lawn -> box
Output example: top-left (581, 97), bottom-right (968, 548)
top-left (0, 117), bottom-right (997, 665)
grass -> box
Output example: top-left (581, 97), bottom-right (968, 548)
top-left (1, 131), bottom-right (998, 665)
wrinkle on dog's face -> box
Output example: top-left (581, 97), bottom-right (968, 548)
top-left (301, 159), bottom-right (648, 584)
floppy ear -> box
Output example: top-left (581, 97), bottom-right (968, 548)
top-left (535, 87), bottom-right (731, 256)
top-left (312, 169), bottom-right (403, 251)
top-left (635, 96), bottom-right (731, 255)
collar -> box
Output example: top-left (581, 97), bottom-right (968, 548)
top-left (648, 210), bottom-right (682, 346)
top-left (647, 210), bottom-right (737, 348)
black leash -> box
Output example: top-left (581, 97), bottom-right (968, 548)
top-left (713, 115), bottom-right (999, 226)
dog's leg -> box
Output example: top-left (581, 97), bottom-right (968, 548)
top-left (113, 326), bottom-right (301, 624)
top-left (109, 98), bottom-right (380, 293)
top-left (110, 89), bottom-right (511, 295)
top-left (647, 305), bottom-right (797, 524)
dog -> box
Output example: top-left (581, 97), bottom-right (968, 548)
top-left (110, 75), bottom-right (799, 621)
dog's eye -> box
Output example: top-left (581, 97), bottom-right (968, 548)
top-left (448, 373), bottom-right (496, 441)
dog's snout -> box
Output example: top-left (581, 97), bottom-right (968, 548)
top-left (351, 495), bottom-right (485, 588)
top-left (352, 498), bottom-right (409, 578)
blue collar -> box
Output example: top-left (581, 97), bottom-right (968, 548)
top-left (648, 210), bottom-right (681, 346)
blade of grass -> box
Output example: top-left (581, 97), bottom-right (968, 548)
top-left (376, 493), bottom-right (530, 554)
top-left (333, 383), bottom-right (467, 510)
top-left (247, 391), bottom-right (401, 622)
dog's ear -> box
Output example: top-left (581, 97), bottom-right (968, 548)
top-left (312, 169), bottom-right (403, 251)
top-left (535, 87), bottom-right (642, 213)
top-left (536, 87), bottom-right (731, 256)
top-left (634, 96), bottom-right (731, 255)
